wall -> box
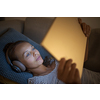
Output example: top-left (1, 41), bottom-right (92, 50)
top-left (4, 17), bottom-right (100, 29)
top-left (5, 17), bottom-right (26, 21)
top-left (80, 17), bottom-right (100, 29)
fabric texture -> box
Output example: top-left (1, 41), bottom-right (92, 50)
top-left (0, 28), bottom-right (52, 84)
top-left (81, 68), bottom-right (100, 84)
top-left (28, 60), bottom-right (100, 84)
top-left (28, 61), bottom-right (64, 84)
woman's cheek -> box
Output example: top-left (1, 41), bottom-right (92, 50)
top-left (27, 56), bottom-right (35, 63)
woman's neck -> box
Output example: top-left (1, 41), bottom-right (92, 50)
top-left (28, 64), bottom-right (49, 76)
top-left (28, 62), bottom-right (55, 76)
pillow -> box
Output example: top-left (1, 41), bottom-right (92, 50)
top-left (0, 28), bottom-right (52, 84)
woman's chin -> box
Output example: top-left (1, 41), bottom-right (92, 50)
top-left (38, 59), bottom-right (43, 64)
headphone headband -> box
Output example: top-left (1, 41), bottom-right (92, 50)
top-left (5, 43), bottom-right (26, 72)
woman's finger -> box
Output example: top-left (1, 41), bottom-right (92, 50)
top-left (81, 23), bottom-right (87, 35)
top-left (74, 68), bottom-right (81, 84)
top-left (78, 18), bottom-right (82, 24)
top-left (60, 59), bottom-right (73, 83)
top-left (68, 63), bottom-right (76, 81)
top-left (63, 59), bottom-right (73, 77)
top-left (86, 25), bottom-right (91, 37)
top-left (57, 58), bottom-right (66, 77)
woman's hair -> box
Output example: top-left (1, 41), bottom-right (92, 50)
top-left (3, 40), bottom-right (28, 62)
top-left (3, 40), bottom-right (55, 67)
top-left (43, 56), bottom-right (55, 66)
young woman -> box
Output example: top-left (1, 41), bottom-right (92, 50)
top-left (4, 18), bottom-right (100, 84)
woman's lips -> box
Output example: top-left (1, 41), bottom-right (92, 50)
top-left (36, 56), bottom-right (41, 61)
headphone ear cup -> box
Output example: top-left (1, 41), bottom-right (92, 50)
top-left (12, 61), bottom-right (26, 72)
top-left (5, 48), bottom-right (21, 72)
top-left (11, 65), bottom-right (22, 73)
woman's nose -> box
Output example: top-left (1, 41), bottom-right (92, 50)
top-left (32, 51), bottom-right (36, 56)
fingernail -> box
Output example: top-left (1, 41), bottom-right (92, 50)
top-left (69, 59), bottom-right (73, 62)
top-left (61, 58), bottom-right (65, 61)
top-left (73, 63), bottom-right (76, 66)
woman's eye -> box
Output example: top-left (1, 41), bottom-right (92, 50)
top-left (32, 48), bottom-right (35, 51)
top-left (26, 53), bottom-right (30, 57)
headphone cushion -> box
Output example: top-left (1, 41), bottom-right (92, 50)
top-left (12, 61), bottom-right (26, 72)
top-left (12, 65), bottom-right (22, 73)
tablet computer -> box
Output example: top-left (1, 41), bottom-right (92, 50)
top-left (41, 17), bottom-right (87, 77)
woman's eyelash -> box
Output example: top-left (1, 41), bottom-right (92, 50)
top-left (26, 47), bottom-right (35, 57)
top-left (26, 53), bottom-right (30, 57)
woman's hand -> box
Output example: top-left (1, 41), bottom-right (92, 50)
top-left (78, 18), bottom-right (91, 37)
top-left (57, 58), bottom-right (81, 84)
top-left (78, 18), bottom-right (91, 62)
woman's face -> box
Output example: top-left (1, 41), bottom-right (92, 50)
top-left (14, 42), bottom-right (43, 69)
